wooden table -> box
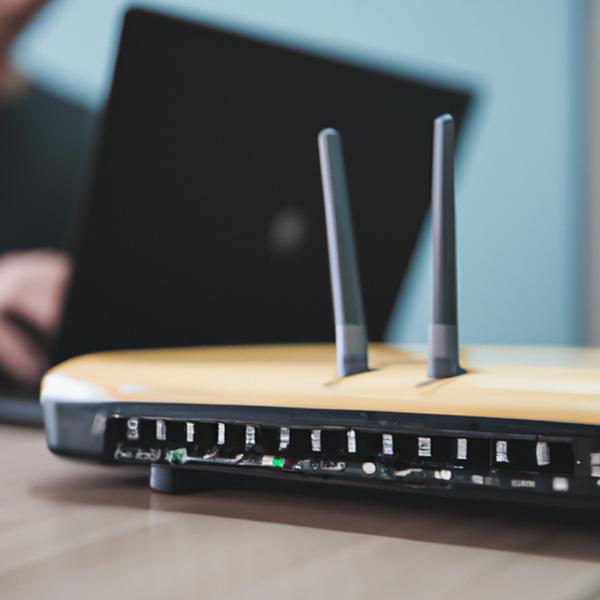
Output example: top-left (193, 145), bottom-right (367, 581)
top-left (2, 423), bottom-right (600, 599)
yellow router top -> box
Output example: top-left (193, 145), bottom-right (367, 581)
top-left (41, 343), bottom-right (600, 426)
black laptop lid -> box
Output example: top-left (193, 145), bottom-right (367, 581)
top-left (54, 8), bottom-right (470, 361)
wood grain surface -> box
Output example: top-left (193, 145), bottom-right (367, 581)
top-left (2, 423), bottom-right (600, 599)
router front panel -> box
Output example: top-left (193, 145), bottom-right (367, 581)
top-left (43, 393), bottom-right (600, 507)
top-left (41, 344), bottom-right (600, 508)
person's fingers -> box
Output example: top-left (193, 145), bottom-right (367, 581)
top-left (0, 250), bottom-right (71, 337)
top-left (0, 250), bottom-right (70, 383)
top-left (0, 315), bottom-right (47, 385)
top-left (12, 252), bottom-right (70, 336)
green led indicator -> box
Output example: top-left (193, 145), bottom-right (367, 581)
top-left (170, 449), bottom-right (186, 464)
top-left (272, 457), bottom-right (285, 468)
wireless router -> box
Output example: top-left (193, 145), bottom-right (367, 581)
top-left (41, 115), bottom-right (600, 508)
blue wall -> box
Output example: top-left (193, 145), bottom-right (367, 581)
top-left (13, 0), bottom-right (587, 346)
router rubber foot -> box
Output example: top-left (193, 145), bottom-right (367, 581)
top-left (149, 464), bottom-right (206, 494)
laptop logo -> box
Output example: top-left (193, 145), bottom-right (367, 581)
top-left (268, 206), bottom-right (308, 257)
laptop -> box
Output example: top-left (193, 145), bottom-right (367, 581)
top-left (2, 7), bottom-right (471, 423)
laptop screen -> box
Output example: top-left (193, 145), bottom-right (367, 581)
top-left (54, 8), bottom-right (471, 362)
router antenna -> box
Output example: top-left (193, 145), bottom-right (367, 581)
top-left (318, 128), bottom-right (369, 377)
top-left (427, 114), bottom-right (465, 379)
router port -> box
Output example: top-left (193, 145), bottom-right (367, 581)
top-left (393, 434), bottom-right (418, 465)
top-left (256, 427), bottom-right (280, 454)
top-left (135, 418), bottom-right (156, 443)
top-left (428, 436), bottom-right (454, 464)
top-left (286, 429), bottom-right (312, 460)
top-left (322, 429), bottom-right (347, 457)
top-left (452, 437), bottom-right (491, 469)
top-left (494, 439), bottom-right (537, 472)
top-left (219, 423), bottom-right (246, 454)
top-left (114, 417), bottom-right (130, 441)
top-left (353, 431), bottom-right (382, 460)
top-left (165, 420), bottom-right (186, 444)
top-left (408, 435), bottom-right (453, 464)
top-left (193, 422), bottom-right (218, 453)
top-left (543, 442), bottom-right (575, 474)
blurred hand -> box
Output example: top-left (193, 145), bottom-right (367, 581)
top-left (0, 249), bottom-right (71, 385)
